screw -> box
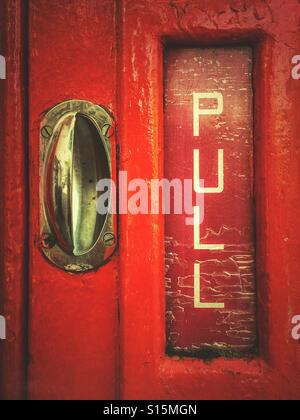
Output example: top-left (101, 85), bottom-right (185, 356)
top-left (101, 123), bottom-right (114, 139)
top-left (103, 232), bottom-right (116, 247)
top-left (41, 125), bottom-right (53, 140)
top-left (40, 233), bottom-right (56, 249)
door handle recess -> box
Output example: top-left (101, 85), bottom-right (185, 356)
top-left (40, 100), bottom-right (117, 272)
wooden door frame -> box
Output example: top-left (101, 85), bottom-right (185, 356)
top-left (1, 0), bottom-right (300, 401)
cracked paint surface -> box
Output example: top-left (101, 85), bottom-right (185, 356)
top-left (120, 0), bottom-right (300, 400)
top-left (2, 0), bottom-right (300, 401)
top-left (164, 47), bottom-right (256, 357)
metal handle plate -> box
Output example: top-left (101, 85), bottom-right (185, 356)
top-left (40, 100), bottom-right (116, 272)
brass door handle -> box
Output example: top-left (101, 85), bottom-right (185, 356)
top-left (40, 100), bottom-right (117, 272)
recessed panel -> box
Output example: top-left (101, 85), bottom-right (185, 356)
top-left (164, 48), bottom-right (257, 358)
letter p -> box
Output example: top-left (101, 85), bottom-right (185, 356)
top-left (193, 92), bottom-right (223, 137)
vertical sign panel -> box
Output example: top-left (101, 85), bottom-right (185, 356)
top-left (28, 0), bottom-right (119, 399)
top-left (165, 48), bottom-right (256, 358)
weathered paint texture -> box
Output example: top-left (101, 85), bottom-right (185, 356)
top-left (0, 0), bottom-right (27, 400)
top-left (26, 0), bottom-right (119, 400)
top-left (119, 0), bottom-right (300, 400)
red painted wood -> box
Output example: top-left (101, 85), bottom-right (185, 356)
top-left (1, 0), bottom-right (300, 400)
top-left (27, 0), bottom-right (119, 400)
top-left (0, 0), bottom-right (27, 400)
top-left (120, 0), bottom-right (300, 400)
top-left (165, 47), bottom-right (256, 356)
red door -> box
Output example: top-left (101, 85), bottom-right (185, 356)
top-left (1, 0), bottom-right (119, 400)
top-left (1, 0), bottom-right (300, 400)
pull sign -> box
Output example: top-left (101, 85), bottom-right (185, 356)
top-left (0, 315), bottom-right (6, 340)
top-left (40, 100), bottom-right (117, 273)
top-left (165, 48), bottom-right (257, 358)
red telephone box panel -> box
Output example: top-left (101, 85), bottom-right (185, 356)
top-left (1, 0), bottom-right (300, 401)
top-left (165, 47), bottom-right (256, 357)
